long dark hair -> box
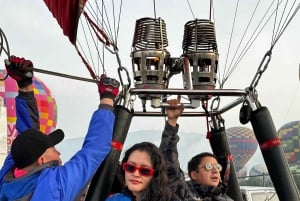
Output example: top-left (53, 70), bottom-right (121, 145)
top-left (122, 142), bottom-right (172, 201)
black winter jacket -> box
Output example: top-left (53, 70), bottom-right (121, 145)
top-left (159, 122), bottom-right (233, 201)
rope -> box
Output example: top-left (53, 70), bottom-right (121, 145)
top-left (31, 67), bottom-right (97, 83)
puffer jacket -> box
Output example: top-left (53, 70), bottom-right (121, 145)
top-left (159, 122), bottom-right (233, 201)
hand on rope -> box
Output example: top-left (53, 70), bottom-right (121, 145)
top-left (98, 74), bottom-right (120, 100)
top-left (4, 55), bottom-right (34, 88)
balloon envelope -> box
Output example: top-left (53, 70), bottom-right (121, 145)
top-left (0, 70), bottom-right (57, 152)
top-left (278, 120), bottom-right (300, 171)
top-left (226, 127), bottom-right (258, 171)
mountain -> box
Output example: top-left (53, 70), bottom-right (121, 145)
top-left (57, 129), bottom-right (264, 173)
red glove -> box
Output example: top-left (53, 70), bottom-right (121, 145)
top-left (5, 55), bottom-right (34, 88)
top-left (98, 74), bottom-right (120, 100)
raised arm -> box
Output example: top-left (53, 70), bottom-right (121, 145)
top-left (159, 96), bottom-right (188, 199)
top-left (47, 74), bottom-right (120, 200)
top-left (0, 56), bottom-right (38, 183)
top-left (6, 56), bottom-right (39, 131)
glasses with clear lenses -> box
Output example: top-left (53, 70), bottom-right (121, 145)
top-left (201, 162), bottom-right (223, 172)
top-left (122, 162), bottom-right (155, 177)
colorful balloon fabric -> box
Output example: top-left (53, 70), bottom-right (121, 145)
top-left (226, 126), bottom-right (258, 171)
top-left (0, 69), bottom-right (57, 152)
top-left (278, 121), bottom-right (300, 172)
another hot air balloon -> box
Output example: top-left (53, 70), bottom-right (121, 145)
top-left (0, 69), bottom-right (57, 152)
top-left (226, 126), bottom-right (258, 172)
top-left (278, 121), bottom-right (300, 172)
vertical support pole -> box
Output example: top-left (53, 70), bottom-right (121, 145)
top-left (250, 106), bottom-right (300, 200)
top-left (210, 127), bottom-right (243, 201)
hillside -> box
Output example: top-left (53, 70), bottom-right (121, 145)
top-left (57, 129), bottom-right (264, 173)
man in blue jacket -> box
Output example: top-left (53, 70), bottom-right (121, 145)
top-left (0, 55), bottom-right (120, 201)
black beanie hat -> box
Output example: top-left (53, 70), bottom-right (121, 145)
top-left (11, 128), bottom-right (64, 168)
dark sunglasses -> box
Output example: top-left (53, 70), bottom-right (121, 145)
top-left (122, 162), bottom-right (155, 177)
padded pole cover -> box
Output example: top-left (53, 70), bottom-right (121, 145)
top-left (210, 127), bottom-right (243, 201)
top-left (250, 106), bottom-right (300, 200)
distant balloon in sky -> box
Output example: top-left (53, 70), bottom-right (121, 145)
top-left (278, 120), bottom-right (300, 172)
top-left (226, 126), bottom-right (258, 171)
top-left (0, 69), bottom-right (57, 152)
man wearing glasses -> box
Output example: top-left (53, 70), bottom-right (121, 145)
top-left (159, 97), bottom-right (233, 201)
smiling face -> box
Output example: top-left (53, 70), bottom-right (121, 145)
top-left (190, 156), bottom-right (221, 187)
top-left (124, 150), bottom-right (154, 200)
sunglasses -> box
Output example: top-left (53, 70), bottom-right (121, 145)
top-left (199, 162), bottom-right (223, 172)
top-left (122, 162), bottom-right (155, 177)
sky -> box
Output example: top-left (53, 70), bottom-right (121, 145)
top-left (1, 1), bottom-right (300, 171)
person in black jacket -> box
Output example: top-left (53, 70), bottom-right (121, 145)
top-left (159, 97), bottom-right (233, 201)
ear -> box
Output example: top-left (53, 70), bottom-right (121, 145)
top-left (190, 170), bottom-right (198, 180)
top-left (37, 155), bottom-right (44, 165)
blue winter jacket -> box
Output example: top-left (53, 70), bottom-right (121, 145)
top-left (105, 193), bottom-right (132, 201)
top-left (0, 90), bottom-right (115, 201)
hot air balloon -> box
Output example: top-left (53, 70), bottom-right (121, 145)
top-left (278, 121), bottom-right (300, 172)
top-left (226, 126), bottom-right (258, 172)
top-left (0, 69), bottom-right (57, 152)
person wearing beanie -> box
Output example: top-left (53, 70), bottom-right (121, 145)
top-left (0, 55), bottom-right (120, 201)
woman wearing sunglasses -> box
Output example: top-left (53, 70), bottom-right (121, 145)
top-left (105, 142), bottom-right (174, 201)
top-left (159, 97), bottom-right (233, 201)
